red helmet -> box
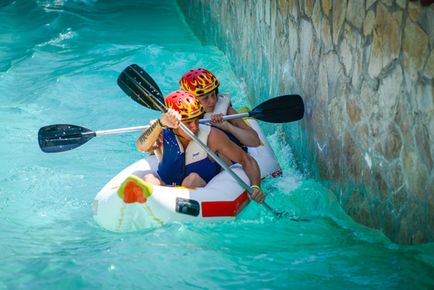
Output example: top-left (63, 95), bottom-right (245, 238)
top-left (179, 68), bottom-right (219, 96)
top-left (164, 90), bottom-right (204, 120)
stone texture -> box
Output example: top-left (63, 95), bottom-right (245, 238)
top-left (346, 0), bottom-right (365, 29)
top-left (292, 0), bottom-right (299, 21)
top-left (430, 197), bottom-right (434, 239)
top-left (352, 47), bottom-right (363, 90)
top-left (375, 169), bottom-right (388, 201)
top-left (340, 25), bottom-right (353, 76)
top-left (321, 17), bottom-right (333, 52)
top-left (322, 0), bottom-right (331, 17)
top-left (368, 3), bottom-right (402, 78)
top-left (305, 0), bottom-right (314, 17)
top-left (329, 75), bottom-right (349, 135)
top-left (418, 6), bottom-right (434, 48)
top-left (346, 190), bottom-right (373, 227)
top-left (276, 11), bottom-right (288, 47)
top-left (386, 162), bottom-right (404, 192)
top-left (344, 131), bottom-right (363, 180)
top-left (392, 187), bottom-right (407, 212)
top-left (424, 50), bottom-right (434, 79)
top-left (380, 203), bottom-right (396, 241)
top-left (332, 0), bottom-right (347, 46)
top-left (378, 64), bottom-right (403, 118)
top-left (265, 0), bottom-right (271, 26)
top-left (396, 0), bottom-right (406, 9)
top-left (312, 0), bottom-right (321, 37)
top-left (381, 0), bottom-right (393, 6)
top-left (324, 51), bottom-right (340, 96)
top-left (289, 0), bottom-right (295, 12)
top-left (278, 0), bottom-right (288, 18)
top-left (431, 115), bottom-right (434, 157)
top-left (357, 123), bottom-right (370, 149)
top-left (300, 20), bottom-right (314, 85)
top-left (366, 0), bottom-right (377, 10)
top-left (415, 123), bottom-right (433, 170)
top-left (360, 79), bottom-right (379, 123)
top-left (416, 82), bottom-right (434, 115)
top-left (403, 19), bottom-right (430, 87)
top-left (288, 20), bottom-right (298, 63)
top-left (177, 0), bottom-right (434, 245)
top-left (318, 55), bottom-right (329, 102)
top-left (347, 98), bottom-right (362, 126)
top-left (394, 99), bottom-right (413, 145)
top-left (408, 1), bottom-right (421, 22)
top-left (382, 123), bottom-right (402, 161)
top-left (363, 9), bottom-right (375, 36)
top-left (402, 144), bottom-right (429, 199)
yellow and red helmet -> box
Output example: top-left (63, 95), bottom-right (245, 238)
top-left (179, 68), bottom-right (220, 96)
top-left (164, 90), bottom-right (204, 120)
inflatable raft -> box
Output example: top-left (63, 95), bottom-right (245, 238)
top-left (93, 119), bottom-right (281, 232)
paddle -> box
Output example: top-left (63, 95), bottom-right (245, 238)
top-left (119, 65), bottom-right (305, 123)
top-left (38, 124), bottom-right (150, 153)
top-left (117, 64), bottom-right (164, 111)
top-left (118, 64), bottom-right (305, 220)
top-left (38, 95), bottom-right (304, 153)
top-left (38, 124), bottom-right (96, 153)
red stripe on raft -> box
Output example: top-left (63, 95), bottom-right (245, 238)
top-left (201, 169), bottom-right (282, 217)
top-left (201, 191), bottom-right (250, 217)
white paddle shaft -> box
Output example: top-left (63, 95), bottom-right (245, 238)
top-left (94, 113), bottom-right (250, 136)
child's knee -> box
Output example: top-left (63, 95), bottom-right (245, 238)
top-left (182, 173), bottom-right (205, 188)
top-left (143, 173), bottom-right (162, 185)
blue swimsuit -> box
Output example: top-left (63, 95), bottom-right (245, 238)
top-left (157, 126), bottom-right (221, 186)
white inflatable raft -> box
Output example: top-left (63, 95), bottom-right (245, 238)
top-left (93, 119), bottom-right (281, 232)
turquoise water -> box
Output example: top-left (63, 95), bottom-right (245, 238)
top-left (0, 0), bottom-right (433, 289)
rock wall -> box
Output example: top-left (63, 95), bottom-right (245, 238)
top-left (177, 0), bottom-right (434, 245)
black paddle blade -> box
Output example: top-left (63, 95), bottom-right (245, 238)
top-left (38, 124), bottom-right (96, 153)
top-left (250, 94), bottom-right (304, 123)
top-left (117, 64), bottom-right (165, 111)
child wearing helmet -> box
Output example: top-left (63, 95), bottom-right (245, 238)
top-left (124, 90), bottom-right (266, 204)
top-left (179, 68), bottom-right (261, 148)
